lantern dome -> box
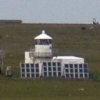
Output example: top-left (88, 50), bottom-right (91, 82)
top-left (34, 30), bottom-right (52, 40)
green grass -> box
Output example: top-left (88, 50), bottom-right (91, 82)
top-left (0, 76), bottom-right (100, 100)
top-left (0, 23), bottom-right (100, 100)
top-left (0, 24), bottom-right (99, 74)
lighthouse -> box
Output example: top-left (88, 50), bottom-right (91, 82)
top-left (20, 30), bottom-right (89, 79)
top-left (34, 30), bottom-right (52, 58)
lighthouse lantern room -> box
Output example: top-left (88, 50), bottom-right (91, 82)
top-left (34, 30), bottom-right (52, 58)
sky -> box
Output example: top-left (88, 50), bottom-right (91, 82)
top-left (0, 0), bottom-right (100, 23)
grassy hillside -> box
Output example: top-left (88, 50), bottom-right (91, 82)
top-left (0, 23), bottom-right (100, 100)
top-left (0, 76), bottom-right (100, 100)
top-left (0, 23), bottom-right (99, 75)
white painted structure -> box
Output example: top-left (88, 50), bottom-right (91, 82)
top-left (20, 30), bottom-right (89, 79)
top-left (53, 56), bottom-right (84, 64)
top-left (34, 30), bottom-right (52, 58)
top-left (25, 51), bottom-right (33, 63)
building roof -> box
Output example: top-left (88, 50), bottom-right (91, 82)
top-left (53, 56), bottom-right (83, 60)
top-left (34, 30), bottom-right (52, 40)
top-left (53, 56), bottom-right (84, 64)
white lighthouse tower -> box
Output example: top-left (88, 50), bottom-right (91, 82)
top-left (34, 30), bottom-right (53, 58)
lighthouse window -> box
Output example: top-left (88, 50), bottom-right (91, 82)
top-left (39, 40), bottom-right (50, 45)
top-left (79, 64), bottom-right (82, 68)
top-left (70, 74), bottom-right (74, 78)
top-left (35, 64), bottom-right (39, 68)
top-left (84, 74), bottom-right (88, 78)
top-left (22, 69), bottom-right (25, 72)
top-left (84, 64), bottom-right (88, 68)
top-left (49, 72), bottom-right (52, 76)
top-left (26, 64), bottom-right (29, 68)
top-left (66, 74), bottom-right (69, 78)
top-left (53, 72), bottom-right (56, 77)
top-left (53, 62), bottom-right (56, 66)
top-left (26, 69), bottom-right (30, 72)
top-left (74, 64), bottom-right (78, 68)
top-left (65, 69), bottom-right (69, 72)
top-left (49, 40), bottom-right (51, 43)
top-left (75, 74), bottom-right (78, 78)
top-left (48, 62), bottom-right (51, 66)
top-left (57, 62), bottom-right (61, 66)
top-left (44, 72), bottom-right (47, 76)
top-left (22, 73), bottom-right (25, 77)
top-left (31, 69), bottom-right (34, 72)
top-left (21, 64), bottom-right (24, 68)
top-left (80, 74), bottom-right (83, 78)
top-left (70, 64), bottom-right (73, 68)
top-left (36, 69), bottom-right (39, 72)
top-left (27, 73), bottom-right (30, 78)
top-left (32, 74), bottom-right (34, 77)
top-left (79, 69), bottom-right (83, 73)
top-left (58, 67), bottom-right (61, 71)
top-left (65, 64), bottom-right (68, 68)
top-left (44, 67), bottom-right (47, 71)
top-left (53, 67), bottom-right (56, 71)
top-left (70, 69), bottom-right (73, 73)
top-left (58, 72), bottom-right (61, 76)
top-left (36, 74), bottom-right (39, 78)
top-left (43, 62), bottom-right (47, 66)
top-left (75, 69), bottom-right (78, 73)
top-left (31, 64), bottom-right (34, 68)
top-left (48, 67), bottom-right (51, 71)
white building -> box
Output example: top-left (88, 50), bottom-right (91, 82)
top-left (20, 30), bottom-right (89, 79)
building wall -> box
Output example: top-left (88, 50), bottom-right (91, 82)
top-left (20, 60), bottom-right (89, 79)
top-left (35, 45), bottom-right (52, 57)
top-left (25, 52), bottom-right (34, 63)
top-left (64, 63), bottom-right (89, 79)
top-left (20, 63), bottom-right (40, 78)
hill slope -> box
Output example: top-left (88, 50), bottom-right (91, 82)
top-left (0, 23), bottom-right (99, 75)
top-left (0, 23), bottom-right (100, 100)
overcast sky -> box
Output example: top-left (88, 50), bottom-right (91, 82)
top-left (0, 0), bottom-right (100, 23)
